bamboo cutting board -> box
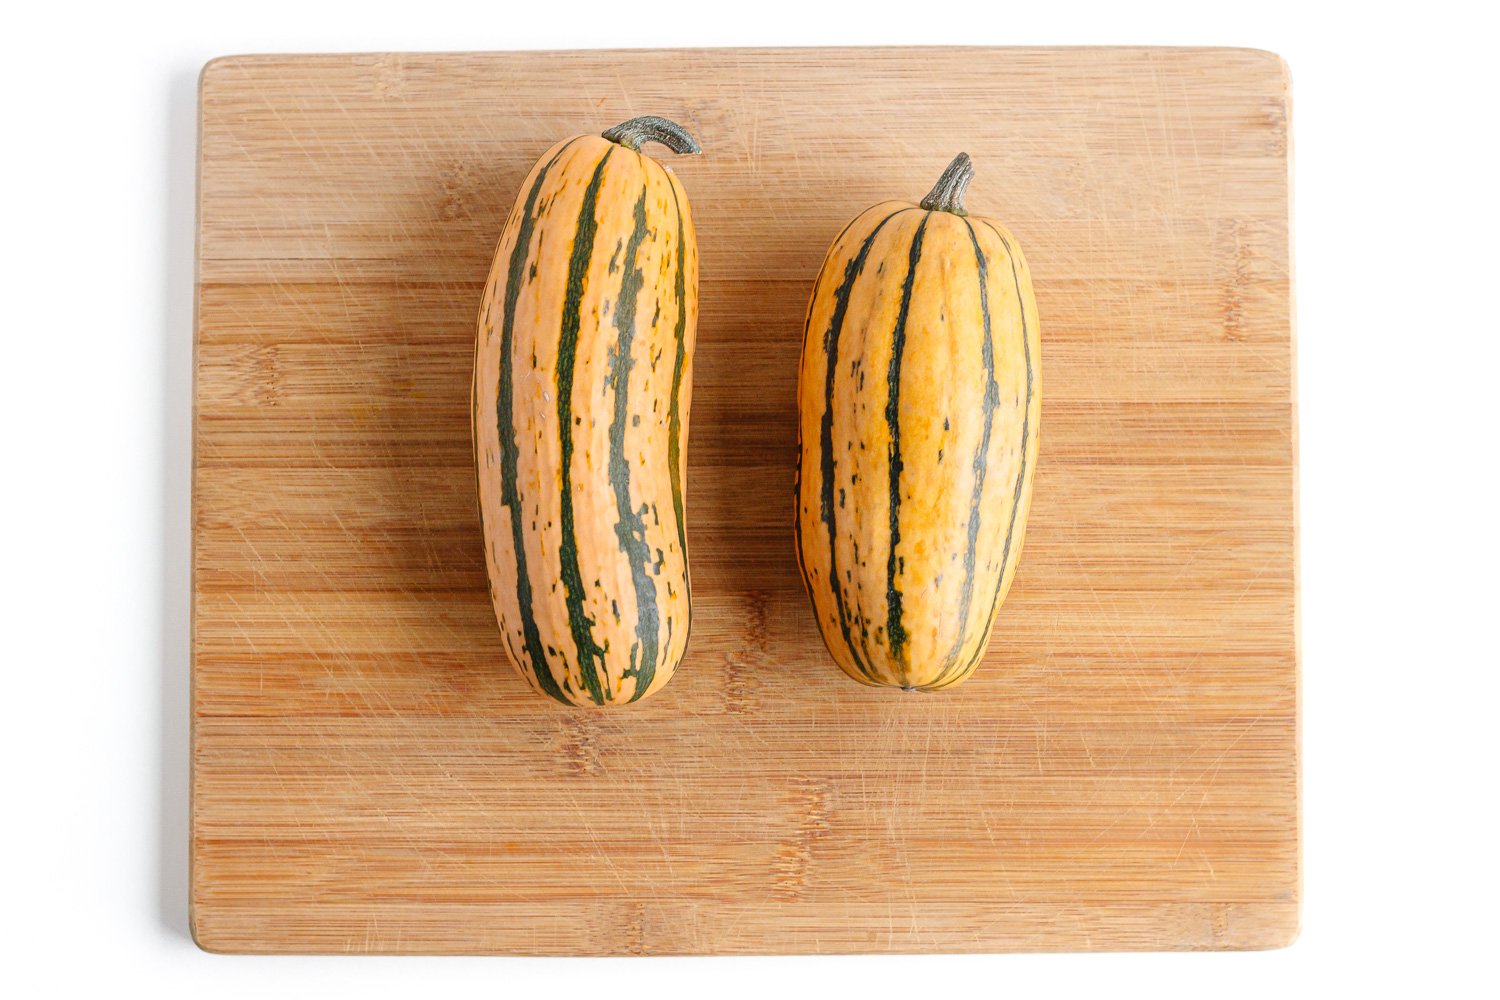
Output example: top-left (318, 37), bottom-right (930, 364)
top-left (192, 47), bottom-right (1298, 954)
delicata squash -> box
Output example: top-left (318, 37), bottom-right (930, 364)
top-left (795, 154), bottom-right (1041, 691)
top-left (473, 116), bottom-right (700, 706)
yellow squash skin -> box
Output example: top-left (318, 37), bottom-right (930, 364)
top-left (794, 155), bottom-right (1041, 691)
top-left (473, 120), bottom-right (699, 706)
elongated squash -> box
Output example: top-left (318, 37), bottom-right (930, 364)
top-left (794, 154), bottom-right (1041, 691)
top-left (473, 116), bottom-right (700, 706)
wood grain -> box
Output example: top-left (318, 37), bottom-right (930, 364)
top-left (191, 46), bottom-right (1298, 954)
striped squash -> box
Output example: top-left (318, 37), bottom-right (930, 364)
top-left (794, 154), bottom-right (1041, 691)
top-left (473, 116), bottom-right (700, 706)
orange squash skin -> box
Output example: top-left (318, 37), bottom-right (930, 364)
top-left (473, 126), bottom-right (698, 706)
top-left (794, 163), bottom-right (1041, 691)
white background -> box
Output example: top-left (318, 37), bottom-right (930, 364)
top-left (6, 0), bottom-right (1498, 995)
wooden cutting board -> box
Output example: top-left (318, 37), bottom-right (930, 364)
top-left (192, 47), bottom-right (1298, 954)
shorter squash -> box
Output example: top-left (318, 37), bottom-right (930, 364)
top-left (794, 154), bottom-right (1041, 691)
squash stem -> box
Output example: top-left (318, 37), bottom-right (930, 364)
top-left (919, 153), bottom-right (974, 215)
top-left (601, 116), bottom-right (702, 155)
